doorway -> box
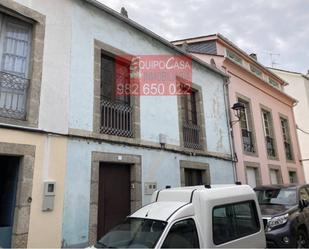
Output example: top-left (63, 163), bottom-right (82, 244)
top-left (0, 156), bottom-right (20, 248)
top-left (97, 163), bottom-right (131, 239)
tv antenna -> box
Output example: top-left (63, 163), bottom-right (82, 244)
top-left (262, 51), bottom-right (280, 68)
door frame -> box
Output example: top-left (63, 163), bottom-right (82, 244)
top-left (0, 142), bottom-right (35, 248)
top-left (89, 152), bottom-right (142, 245)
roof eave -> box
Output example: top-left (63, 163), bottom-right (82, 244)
top-left (84, 0), bottom-right (229, 78)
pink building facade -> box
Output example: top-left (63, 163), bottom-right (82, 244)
top-left (173, 34), bottom-right (305, 187)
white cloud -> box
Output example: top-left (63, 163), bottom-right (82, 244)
top-left (97, 0), bottom-right (309, 73)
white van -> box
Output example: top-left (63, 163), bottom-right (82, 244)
top-left (93, 184), bottom-right (266, 248)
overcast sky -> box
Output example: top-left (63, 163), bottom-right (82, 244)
top-left (98, 0), bottom-right (308, 74)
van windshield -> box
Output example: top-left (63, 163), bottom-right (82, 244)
top-left (97, 218), bottom-right (167, 248)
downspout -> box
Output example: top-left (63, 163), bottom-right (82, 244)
top-left (223, 76), bottom-right (238, 182)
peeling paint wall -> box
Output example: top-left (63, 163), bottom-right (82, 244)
top-left (68, 1), bottom-right (231, 153)
top-left (61, 1), bottom-right (234, 246)
top-left (62, 139), bottom-right (234, 246)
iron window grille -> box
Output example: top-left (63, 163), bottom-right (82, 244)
top-left (181, 90), bottom-right (202, 150)
top-left (100, 53), bottom-right (133, 137)
top-left (0, 14), bottom-right (32, 120)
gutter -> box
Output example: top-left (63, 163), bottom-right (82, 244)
top-left (84, 0), bottom-right (229, 79)
top-left (223, 76), bottom-right (238, 182)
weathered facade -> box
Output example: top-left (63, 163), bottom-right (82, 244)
top-left (270, 68), bottom-right (309, 183)
top-left (173, 34), bottom-right (305, 187)
top-left (0, 1), bottom-right (234, 248)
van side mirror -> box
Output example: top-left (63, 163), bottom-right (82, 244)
top-left (299, 199), bottom-right (309, 209)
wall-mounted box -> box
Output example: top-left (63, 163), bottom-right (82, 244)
top-left (144, 182), bottom-right (157, 195)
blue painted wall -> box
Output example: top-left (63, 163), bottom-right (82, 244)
top-left (62, 139), bottom-right (234, 246)
top-left (62, 1), bottom-right (234, 246)
top-left (68, 1), bottom-right (231, 153)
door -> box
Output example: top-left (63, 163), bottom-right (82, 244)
top-left (246, 167), bottom-right (257, 188)
top-left (0, 156), bottom-right (19, 248)
top-left (97, 163), bottom-right (131, 239)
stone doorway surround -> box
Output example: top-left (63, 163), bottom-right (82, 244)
top-left (0, 142), bottom-right (35, 248)
top-left (89, 152), bottom-right (142, 245)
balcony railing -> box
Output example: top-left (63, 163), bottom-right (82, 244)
top-left (242, 129), bottom-right (255, 153)
top-left (183, 123), bottom-right (202, 150)
top-left (284, 141), bottom-right (293, 160)
top-left (100, 98), bottom-right (133, 137)
top-left (266, 136), bottom-right (276, 157)
top-left (0, 71), bottom-right (29, 120)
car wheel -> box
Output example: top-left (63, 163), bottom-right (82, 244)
top-left (296, 229), bottom-right (309, 248)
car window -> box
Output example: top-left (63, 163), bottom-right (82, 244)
top-left (255, 188), bottom-right (297, 205)
top-left (300, 188), bottom-right (309, 200)
top-left (213, 201), bottom-right (260, 245)
top-left (162, 219), bottom-right (199, 248)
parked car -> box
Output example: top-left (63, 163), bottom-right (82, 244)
top-left (254, 184), bottom-right (309, 248)
top-left (91, 184), bottom-right (266, 248)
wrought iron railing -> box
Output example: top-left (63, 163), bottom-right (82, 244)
top-left (266, 136), bottom-right (276, 157)
top-left (183, 123), bottom-right (202, 150)
top-left (0, 71), bottom-right (29, 120)
top-left (242, 129), bottom-right (255, 153)
top-left (284, 141), bottom-right (293, 160)
top-left (100, 98), bottom-right (133, 137)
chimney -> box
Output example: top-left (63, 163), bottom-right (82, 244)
top-left (250, 53), bottom-right (257, 61)
top-left (181, 41), bottom-right (188, 52)
top-left (307, 69), bottom-right (309, 76)
top-left (120, 7), bottom-right (128, 18)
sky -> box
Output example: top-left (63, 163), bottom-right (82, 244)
top-left (98, 0), bottom-right (309, 74)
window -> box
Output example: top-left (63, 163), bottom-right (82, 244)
top-left (262, 109), bottom-right (276, 157)
top-left (246, 167), bottom-right (258, 188)
top-left (299, 188), bottom-right (309, 200)
top-left (184, 168), bottom-right (204, 186)
top-left (226, 49), bottom-right (243, 65)
top-left (289, 171), bottom-right (298, 183)
top-left (213, 201), bottom-right (260, 245)
top-left (280, 117), bottom-right (293, 160)
top-left (268, 78), bottom-right (280, 89)
top-left (269, 169), bottom-right (280, 184)
top-left (181, 89), bottom-right (202, 150)
top-left (239, 98), bottom-right (255, 153)
top-left (250, 65), bottom-right (262, 78)
top-left (162, 219), bottom-right (199, 248)
top-left (100, 53), bottom-right (133, 137)
top-left (0, 13), bottom-right (32, 120)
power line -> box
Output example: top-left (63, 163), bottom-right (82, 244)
top-left (297, 126), bottom-right (309, 135)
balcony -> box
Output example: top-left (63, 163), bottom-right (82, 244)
top-left (266, 136), bottom-right (276, 157)
top-left (242, 129), bottom-right (255, 153)
top-left (0, 71), bottom-right (29, 120)
top-left (183, 123), bottom-right (202, 150)
top-left (100, 98), bottom-right (133, 137)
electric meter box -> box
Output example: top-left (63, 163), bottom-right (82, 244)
top-left (42, 181), bottom-right (56, 211)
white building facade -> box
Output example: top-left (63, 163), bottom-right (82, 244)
top-left (270, 68), bottom-right (309, 183)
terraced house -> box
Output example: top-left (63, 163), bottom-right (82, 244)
top-left (173, 34), bottom-right (305, 187)
top-left (0, 1), bottom-right (235, 248)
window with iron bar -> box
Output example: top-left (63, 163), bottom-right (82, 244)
top-left (280, 117), bottom-right (293, 161)
top-left (238, 98), bottom-right (255, 153)
top-left (100, 53), bottom-right (133, 137)
top-left (0, 13), bottom-right (32, 120)
top-left (181, 88), bottom-right (202, 150)
top-left (262, 109), bottom-right (276, 158)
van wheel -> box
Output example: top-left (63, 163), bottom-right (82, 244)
top-left (296, 229), bottom-right (309, 248)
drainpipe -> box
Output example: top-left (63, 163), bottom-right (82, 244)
top-left (223, 76), bottom-right (238, 182)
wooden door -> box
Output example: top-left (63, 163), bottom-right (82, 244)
top-left (97, 163), bottom-right (131, 239)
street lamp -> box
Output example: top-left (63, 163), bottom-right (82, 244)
top-left (231, 102), bottom-right (245, 126)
